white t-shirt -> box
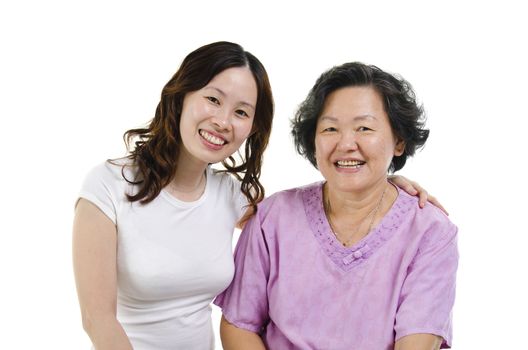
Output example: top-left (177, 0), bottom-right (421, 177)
top-left (78, 160), bottom-right (247, 350)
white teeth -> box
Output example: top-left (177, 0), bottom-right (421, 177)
top-left (336, 160), bottom-right (364, 168)
top-left (200, 130), bottom-right (225, 146)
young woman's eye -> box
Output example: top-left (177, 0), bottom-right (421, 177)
top-left (358, 126), bottom-right (372, 132)
top-left (235, 109), bottom-right (250, 118)
top-left (206, 96), bottom-right (220, 105)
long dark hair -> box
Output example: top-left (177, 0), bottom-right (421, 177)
top-left (121, 41), bottom-right (274, 212)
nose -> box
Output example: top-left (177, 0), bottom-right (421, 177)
top-left (336, 130), bottom-right (358, 152)
top-left (211, 107), bottom-right (231, 131)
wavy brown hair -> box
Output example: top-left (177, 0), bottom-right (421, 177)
top-left (120, 41), bottom-right (274, 212)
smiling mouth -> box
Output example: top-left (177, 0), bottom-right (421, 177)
top-left (199, 130), bottom-right (226, 146)
top-left (335, 160), bottom-right (365, 169)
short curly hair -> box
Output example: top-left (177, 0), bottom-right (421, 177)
top-left (291, 62), bottom-right (429, 173)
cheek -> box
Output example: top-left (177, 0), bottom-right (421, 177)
top-left (369, 139), bottom-right (399, 166)
top-left (183, 99), bottom-right (211, 122)
top-left (233, 119), bottom-right (254, 143)
top-left (314, 138), bottom-right (328, 167)
top-left (373, 140), bottom-right (391, 154)
top-left (367, 135), bottom-right (393, 152)
top-left (244, 119), bottom-right (254, 137)
top-left (201, 102), bottom-right (217, 116)
top-left (315, 136), bottom-right (334, 155)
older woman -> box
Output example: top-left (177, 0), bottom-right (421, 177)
top-left (215, 62), bottom-right (458, 350)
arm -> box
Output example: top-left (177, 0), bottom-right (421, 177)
top-left (394, 220), bottom-right (458, 348)
top-left (389, 175), bottom-right (448, 215)
top-left (236, 206), bottom-right (254, 229)
top-left (215, 208), bottom-right (272, 349)
top-left (395, 333), bottom-right (442, 350)
top-left (220, 316), bottom-right (266, 350)
top-left (72, 199), bottom-right (133, 350)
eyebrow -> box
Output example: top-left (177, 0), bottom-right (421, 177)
top-left (319, 114), bottom-right (376, 122)
top-left (204, 86), bottom-right (256, 110)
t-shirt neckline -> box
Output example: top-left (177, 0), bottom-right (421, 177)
top-left (160, 167), bottom-right (210, 208)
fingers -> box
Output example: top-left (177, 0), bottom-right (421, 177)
top-left (388, 175), bottom-right (449, 215)
top-left (410, 181), bottom-right (449, 215)
top-left (418, 189), bottom-right (428, 208)
top-left (408, 181), bottom-right (428, 208)
top-left (389, 175), bottom-right (418, 195)
top-left (236, 206), bottom-right (255, 229)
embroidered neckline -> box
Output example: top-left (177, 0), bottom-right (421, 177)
top-left (302, 182), bottom-right (415, 271)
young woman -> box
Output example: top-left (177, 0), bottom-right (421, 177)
top-left (73, 42), bottom-right (439, 350)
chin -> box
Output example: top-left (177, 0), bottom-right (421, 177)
top-left (326, 179), bottom-right (362, 193)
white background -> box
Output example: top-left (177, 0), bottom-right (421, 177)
top-left (1, 0), bottom-right (527, 348)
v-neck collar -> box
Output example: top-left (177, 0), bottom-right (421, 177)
top-left (302, 182), bottom-right (415, 271)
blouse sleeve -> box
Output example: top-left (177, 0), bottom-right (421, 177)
top-left (214, 209), bottom-right (270, 333)
top-left (394, 221), bottom-right (459, 348)
top-left (77, 162), bottom-right (120, 224)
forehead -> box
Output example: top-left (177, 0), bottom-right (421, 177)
top-left (205, 67), bottom-right (258, 101)
top-left (320, 86), bottom-right (385, 119)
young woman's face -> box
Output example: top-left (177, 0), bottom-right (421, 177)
top-left (179, 67), bottom-right (257, 166)
top-left (315, 86), bottom-right (405, 194)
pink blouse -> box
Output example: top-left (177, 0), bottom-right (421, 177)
top-left (215, 182), bottom-right (458, 349)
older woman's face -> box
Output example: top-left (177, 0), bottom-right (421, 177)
top-left (315, 86), bottom-right (405, 194)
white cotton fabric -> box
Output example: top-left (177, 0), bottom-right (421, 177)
top-left (78, 160), bottom-right (246, 350)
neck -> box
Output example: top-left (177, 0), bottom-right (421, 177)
top-left (324, 177), bottom-right (398, 247)
top-left (167, 150), bottom-right (208, 200)
top-left (325, 177), bottom-right (391, 221)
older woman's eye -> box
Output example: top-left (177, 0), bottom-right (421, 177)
top-left (206, 96), bottom-right (220, 105)
top-left (322, 127), bottom-right (337, 132)
top-left (358, 126), bottom-right (372, 132)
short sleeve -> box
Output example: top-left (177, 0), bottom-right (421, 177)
top-left (226, 173), bottom-right (249, 221)
top-left (213, 210), bottom-right (270, 333)
top-left (394, 222), bottom-right (459, 348)
top-left (77, 162), bottom-right (121, 224)
top-left (212, 169), bottom-right (248, 221)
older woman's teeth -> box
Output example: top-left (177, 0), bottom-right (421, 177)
top-left (336, 160), bottom-right (365, 168)
top-left (200, 130), bottom-right (226, 145)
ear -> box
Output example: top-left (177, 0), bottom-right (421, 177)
top-left (394, 138), bottom-right (405, 156)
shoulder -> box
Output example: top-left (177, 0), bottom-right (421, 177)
top-left (85, 158), bottom-right (134, 182)
top-left (78, 159), bottom-right (137, 222)
top-left (397, 189), bottom-right (458, 248)
top-left (208, 168), bottom-right (245, 204)
top-left (208, 169), bottom-right (248, 219)
top-left (209, 168), bottom-right (241, 191)
top-left (81, 158), bottom-right (138, 197)
top-left (256, 182), bottom-right (321, 220)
